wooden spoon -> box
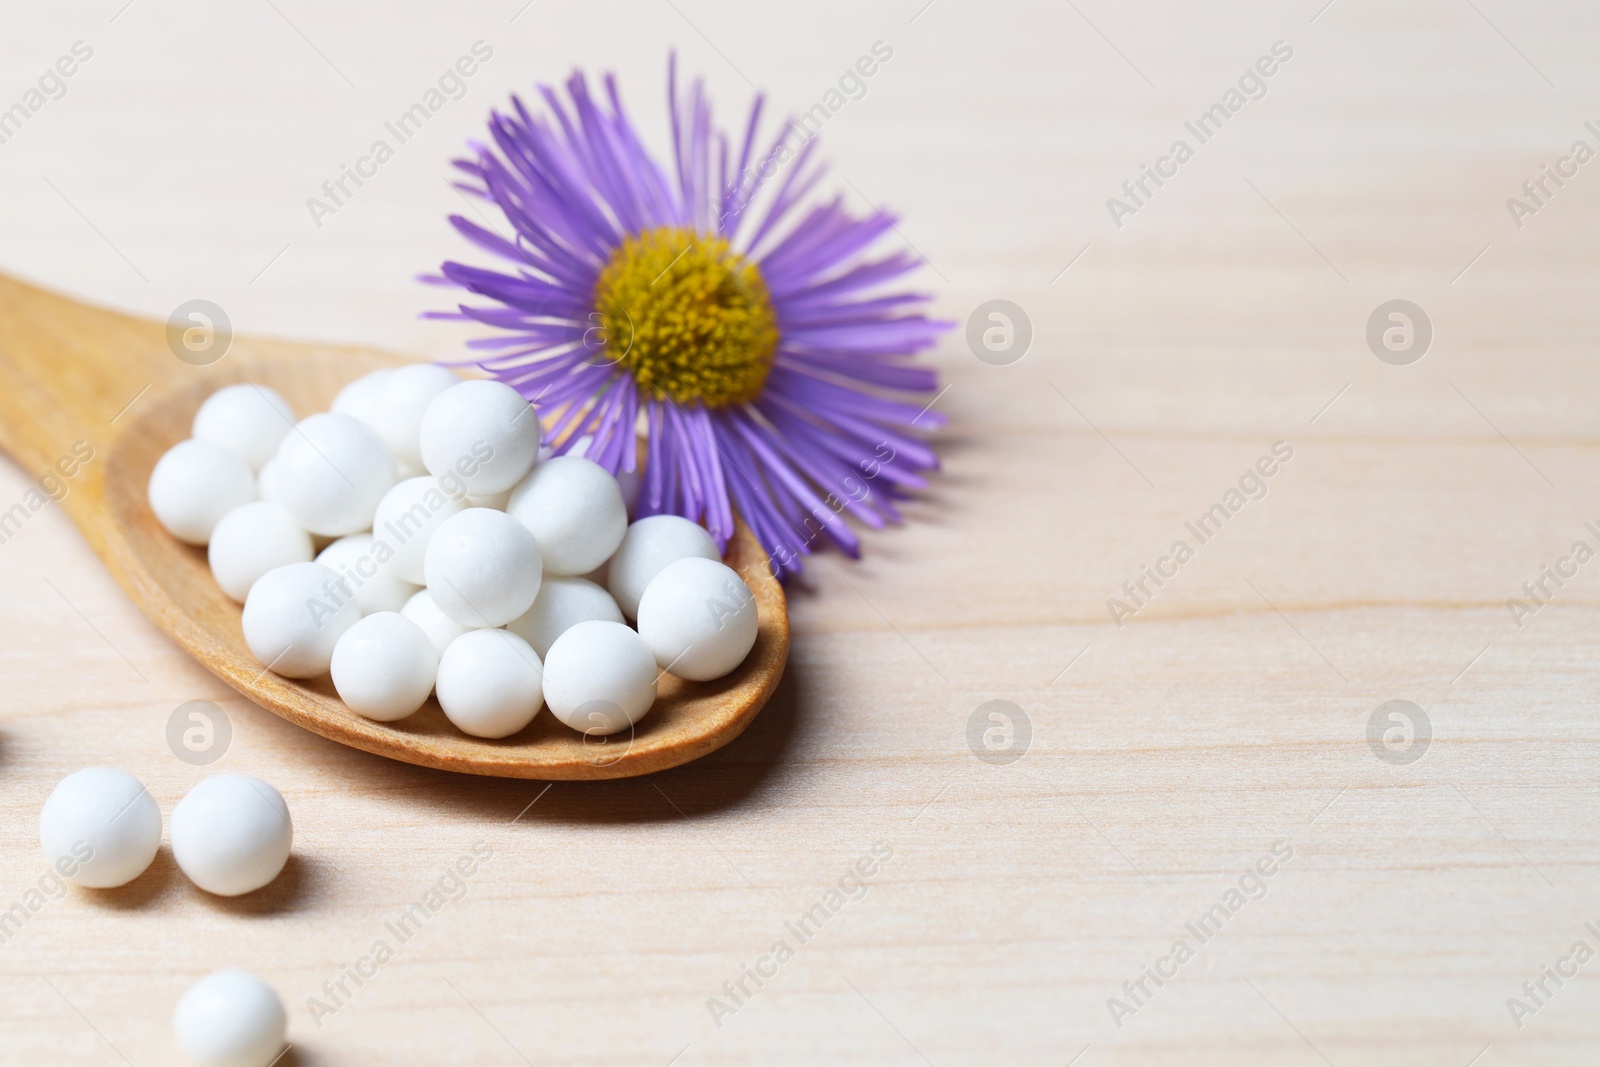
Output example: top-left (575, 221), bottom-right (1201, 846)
top-left (0, 272), bottom-right (788, 779)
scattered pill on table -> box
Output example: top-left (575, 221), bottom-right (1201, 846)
top-left (172, 967), bottom-right (287, 1067)
top-left (170, 774), bottom-right (293, 897)
top-left (39, 767), bottom-right (162, 889)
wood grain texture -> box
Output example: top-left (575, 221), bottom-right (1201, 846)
top-left (3, 1), bottom-right (1600, 1065)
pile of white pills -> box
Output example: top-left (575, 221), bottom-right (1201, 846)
top-left (150, 369), bottom-right (762, 740)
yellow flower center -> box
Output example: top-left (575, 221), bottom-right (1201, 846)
top-left (592, 227), bottom-right (779, 408)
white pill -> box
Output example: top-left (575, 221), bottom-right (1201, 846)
top-left (149, 439), bottom-right (256, 546)
top-left (315, 534), bottom-right (418, 615)
top-left (615, 464), bottom-right (642, 517)
top-left (435, 628), bottom-right (544, 738)
top-left (192, 384), bottom-right (295, 471)
top-left (241, 562), bottom-right (358, 677)
top-left (172, 968), bottom-right (287, 1067)
top-left (424, 508), bottom-right (542, 627)
top-left (606, 515), bottom-right (720, 619)
top-left (543, 620), bottom-right (657, 736)
top-left (564, 434), bottom-right (639, 514)
top-left (400, 589), bottom-right (471, 657)
top-left (637, 557), bottom-right (759, 681)
top-left (371, 363), bottom-right (460, 468)
top-left (256, 457), bottom-right (284, 505)
top-left (273, 413), bottom-right (396, 537)
top-left (507, 576), bottom-right (623, 659)
top-left (208, 502), bottom-right (313, 603)
top-left (39, 768), bottom-right (161, 888)
top-left (419, 379), bottom-right (540, 495)
top-left (170, 774), bottom-right (292, 897)
top-left (331, 612), bottom-right (437, 722)
top-left (506, 455), bottom-right (627, 577)
top-left (572, 431), bottom-right (640, 515)
top-left (330, 367), bottom-right (392, 432)
top-left (371, 476), bottom-right (467, 585)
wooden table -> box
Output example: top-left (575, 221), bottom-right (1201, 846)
top-left (2, 1), bottom-right (1598, 1063)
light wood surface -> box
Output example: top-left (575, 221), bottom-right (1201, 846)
top-left (3, 1), bottom-right (1600, 1064)
top-left (0, 274), bottom-right (789, 780)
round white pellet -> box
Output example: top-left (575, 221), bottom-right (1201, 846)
top-left (506, 455), bottom-right (627, 577)
top-left (506, 576), bottom-right (623, 659)
top-left (315, 534), bottom-right (418, 615)
top-left (39, 768), bottom-right (161, 889)
top-left (149, 439), bottom-right (256, 546)
top-left (400, 589), bottom-right (470, 657)
top-left (241, 562), bottom-right (358, 677)
top-left (273, 413), bottom-right (396, 537)
top-left (423, 508), bottom-right (542, 627)
top-left (418, 379), bottom-right (540, 495)
top-left (606, 514), bottom-right (720, 619)
top-left (191, 384), bottom-right (295, 471)
top-left (172, 968), bottom-right (287, 1067)
top-left (435, 628), bottom-right (544, 738)
top-left (561, 434), bottom-right (639, 514)
top-left (208, 502), bottom-right (313, 603)
top-left (330, 368), bottom-right (392, 432)
top-left (170, 774), bottom-right (292, 897)
top-left (371, 363), bottom-right (460, 468)
top-left (371, 476), bottom-right (467, 585)
top-left (331, 612), bottom-right (437, 722)
top-left (543, 620), bottom-right (657, 736)
top-left (256, 457), bottom-right (284, 506)
top-left (636, 557), bottom-right (759, 681)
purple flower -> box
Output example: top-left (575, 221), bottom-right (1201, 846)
top-left (426, 57), bottom-right (949, 578)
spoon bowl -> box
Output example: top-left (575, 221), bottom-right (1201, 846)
top-left (0, 273), bottom-right (787, 779)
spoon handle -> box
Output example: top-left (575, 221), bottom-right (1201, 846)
top-left (0, 273), bottom-right (171, 482)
